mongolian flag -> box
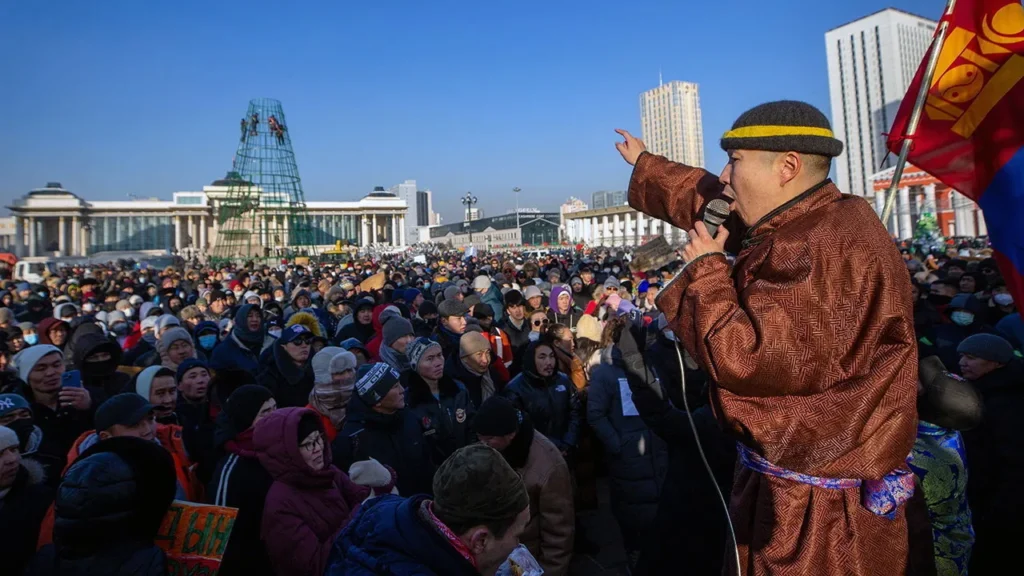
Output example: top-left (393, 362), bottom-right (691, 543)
top-left (886, 0), bottom-right (1024, 305)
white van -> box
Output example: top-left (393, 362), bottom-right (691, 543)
top-left (14, 260), bottom-right (58, 284)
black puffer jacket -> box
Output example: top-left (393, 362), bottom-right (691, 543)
top-left (0, 460), bottom-right (54, 575)
top-left (332, 397), bottom-right (436, 497)
top-left (25, 436), bottom-right (177, 576)
top-left (403, 371), bottom-right (476, 466)
top-left (502, 342), bottom-right (580, 451)
top-left (586, 362), bottom-right (668, 550)
top-left (256, 342), bottom-right (314, 408)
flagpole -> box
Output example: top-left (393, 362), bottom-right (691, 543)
top-left (880, 0), bottom-right (958, 232)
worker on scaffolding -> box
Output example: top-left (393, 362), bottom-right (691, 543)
top-left (250, 112), bottom-right (259, 136)
top-left (240, 118), bottom-right (248, 142)
top-left (268, 115), bottom-right (286, 144)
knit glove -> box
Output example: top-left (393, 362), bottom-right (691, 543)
top-left (349, 458), bottom-right (398, 497)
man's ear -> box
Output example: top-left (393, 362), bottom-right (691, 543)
top-left (465, 526), bottom-right (491, 555)
top-left (778, 151), bottom-right (803, 186)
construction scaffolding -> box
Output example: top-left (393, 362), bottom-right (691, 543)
top-left (210, 98), bottom-right (317, 264)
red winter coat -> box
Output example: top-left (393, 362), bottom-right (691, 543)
top-left (254, 408), bottom-right (372, 576)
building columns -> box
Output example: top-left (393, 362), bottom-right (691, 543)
top-left (57, 217), bottom-right (66, 255)
top-left (174, 216), bottom-right (182, 250)
top-left (28, 217), bottom-right (37, 257)
top-left (71, 216), bottom-right (81, 256)
top-left (898, 187), bottom-right (912, 239)
top-left (922, 184), bottom-right (936, 214)
top-left (13, 217), bottom-right (23, 258)
top-left (199, 216), bottom-right (208, 250)
top-left (398, 215), bottom-right (406, 247)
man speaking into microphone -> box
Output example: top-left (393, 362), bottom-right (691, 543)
top-left (615, 101), bottom-right (919, 575)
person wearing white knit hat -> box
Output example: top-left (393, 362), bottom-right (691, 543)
top-left (12, 345), bottom-right (92, 472)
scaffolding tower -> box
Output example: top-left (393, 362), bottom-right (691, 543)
top-left (210, 98), bottom-right (317, 264)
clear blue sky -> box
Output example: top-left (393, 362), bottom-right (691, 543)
top-left (0, 0), bottom-right (942, 224)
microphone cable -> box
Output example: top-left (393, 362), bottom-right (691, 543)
top-left (671, 339), bottom-right (742, 574)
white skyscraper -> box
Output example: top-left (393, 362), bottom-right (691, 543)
top-left (640, 80), bottom-right (705, 167)
top-left (389, 179), bottom-right (419, 245)
top-left (826, 8), bottom-right (937, 198)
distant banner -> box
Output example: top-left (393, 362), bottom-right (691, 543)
top-left (154, 500), bottom-right (238, 576)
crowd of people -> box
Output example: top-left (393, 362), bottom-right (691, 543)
top-left (0, 238), bottom-right (1019, 575)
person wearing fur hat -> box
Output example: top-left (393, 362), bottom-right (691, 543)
top-left (255, 407), bottom-right (396, 576)
top-left (333, 363), bottom-right (435, 497)
top-left (403, 338), bottom-right (476, 467)
top-left (615, 100), bottom-right (919, 574)
top-left (0, 425), bottom-right (54, 575)
top-left (307, 347), bottom-right (357, 441)
top-left (207, 385), bottom-right (278, 576)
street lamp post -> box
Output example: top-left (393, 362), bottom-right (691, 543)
top-left (513, 187), bottom-right (521, 231)
top-left (461, 191), bottom-right (478, 246)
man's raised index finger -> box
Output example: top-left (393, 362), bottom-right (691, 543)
top-left (615, 128), bottom-right (632, 140)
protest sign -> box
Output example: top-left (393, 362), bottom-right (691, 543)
top-left (154, 500), bottom-right (238, 576)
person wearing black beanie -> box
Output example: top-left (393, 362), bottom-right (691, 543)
top-left (475, 396), bottom-right (574, 575)
top-left (206, 385), bottom-right (277, 576)
top-left (412, 300), bottom-right (439, 338)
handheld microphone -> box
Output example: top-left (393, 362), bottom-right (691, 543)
top-left (703, 198), bottom-right (731, 238)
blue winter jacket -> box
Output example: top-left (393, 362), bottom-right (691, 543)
top-left (324, 494), bottom-right (480, 576)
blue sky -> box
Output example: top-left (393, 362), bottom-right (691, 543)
top-left (0, 0), bottom-right (942, 224)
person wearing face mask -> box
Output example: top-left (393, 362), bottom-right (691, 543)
top-left (255, 407), bottom-right (396, 576)
top-left (985, 280), bottom-right (1016, 325)
top-left (69, 326), bottom-right (130, 404)
top-left (412, 301), bottom-right (438, 338)
top-left (193, 320), bottom-right (220, 356)
top-left (307, 348), bottom-right (357, 442)
top-left (20, 323), bottom-right (39, 347)
top-left (934, 294), bottom-right (993, 372)
top-left (123, 315), bottom-right (159, 366)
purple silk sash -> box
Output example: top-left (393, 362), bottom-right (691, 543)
top-left (737, 442), bottom-right (915, 519)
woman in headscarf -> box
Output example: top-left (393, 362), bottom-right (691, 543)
top-left (307, 347), bottom-right (357, 442)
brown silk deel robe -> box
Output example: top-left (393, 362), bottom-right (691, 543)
top-left (629, 153), bottom-right (920, 575)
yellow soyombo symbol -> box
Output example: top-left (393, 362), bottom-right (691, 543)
top-left (925, 2), bottom-right (1024, 138)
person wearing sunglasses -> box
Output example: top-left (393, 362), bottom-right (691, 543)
top-left (527, 310), bottom-right (549, 343)
top-left (257, 324), bottom-right (315, 409)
